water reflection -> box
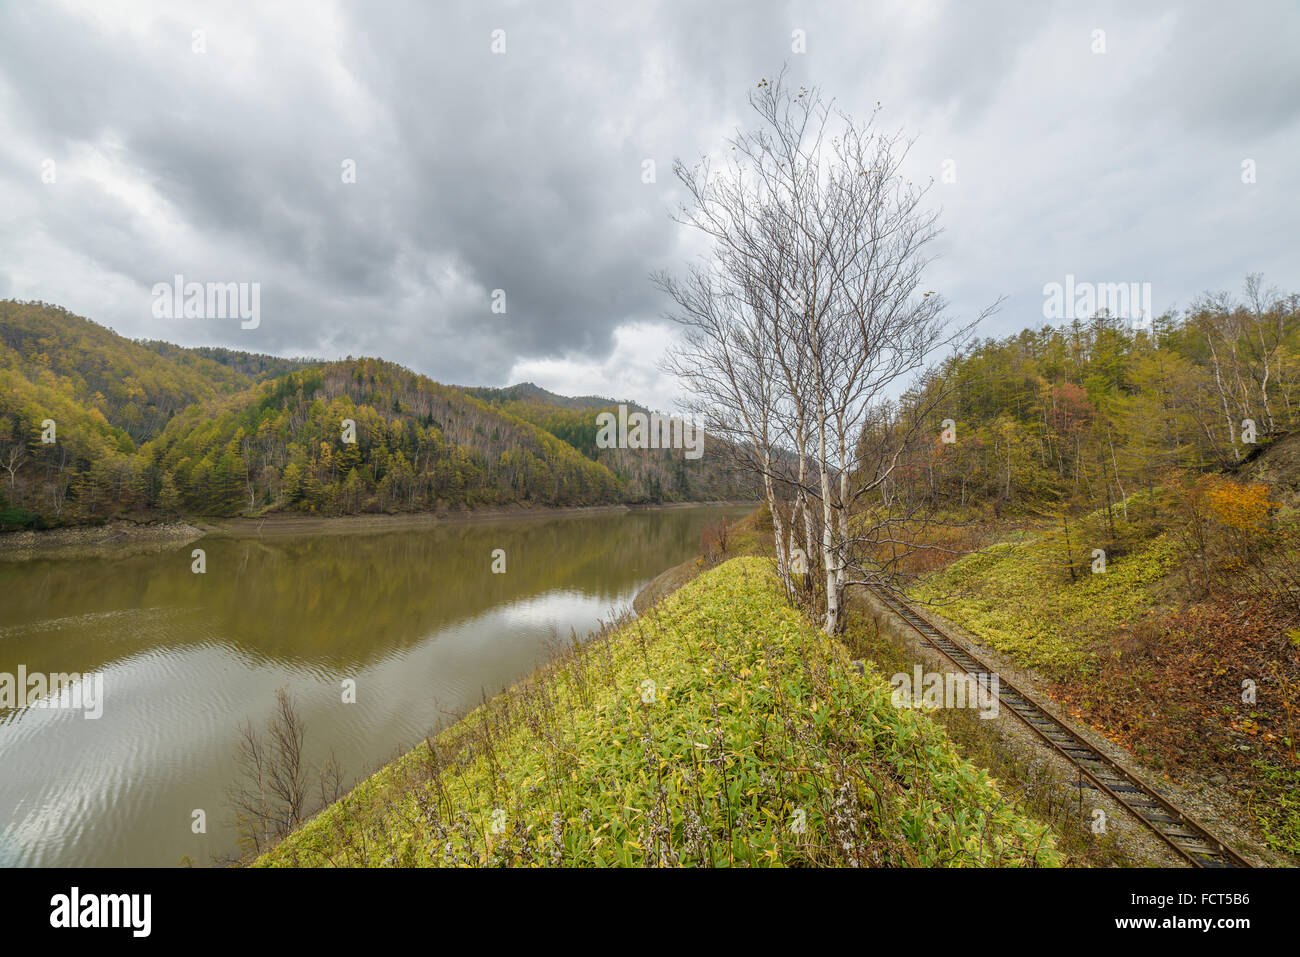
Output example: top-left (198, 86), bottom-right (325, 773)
top-left (0, 506), bottom-right (748, 866)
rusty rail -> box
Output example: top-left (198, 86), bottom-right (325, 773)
top-left (864, 583), bottom-right (1252, 868)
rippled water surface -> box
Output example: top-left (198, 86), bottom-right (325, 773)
top-left (0, 506), bottom-right (748, 866)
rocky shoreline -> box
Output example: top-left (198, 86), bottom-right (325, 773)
top-left (0, 501), bottom-right (758, 559)
top-left (0, 521), bottom-right (205, 562)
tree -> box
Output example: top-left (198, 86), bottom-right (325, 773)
top-left (662, 69), bottom-right (985, 633)
top-left (0, 415), bottom-right (27, 506)
top-left (158, 470), bottom-right (181, 514)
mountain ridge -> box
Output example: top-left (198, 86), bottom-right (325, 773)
top-left (0, 301), bottom-right (755, 528)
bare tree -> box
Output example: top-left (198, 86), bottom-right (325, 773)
top-left (1191, 278), bottom-right (1299, 462)
top-left (227, 688), bottom-right (309, 856)
top-left (0, 415), bottom-right (28, 508)
top-left (1243, 272), bottom-right (1286, 434)
top-left (1, 445), bottom-right (25, 508)
top-left (662, 69), bottom-right (986, 632)
top-left (659, 262), bottom-right (794, 587)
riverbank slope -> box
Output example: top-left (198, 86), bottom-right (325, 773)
top-left (0, 500), bottom-right (758, 556)
top-left (257, 556), bottom-right (1057, 867)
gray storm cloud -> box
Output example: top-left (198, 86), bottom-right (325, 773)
top-left (0, 0), bottom-right (1296, 409)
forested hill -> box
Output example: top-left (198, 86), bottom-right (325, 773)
top-left (138, 340), bottom-right (321, 384)
top-left (903, 284), bottom-right (1300, 519)
top-left (0, 302), bottom-right (756, 528)
top-left (465, 381), bottom-right (622, 411)
top-left (147, 360), bottom-right (625, 515)
top-left (0, 300), bottom-right (253, 444)
top-left (468, 386), bottom-right (749, 502)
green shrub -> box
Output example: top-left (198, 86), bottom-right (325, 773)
top-left (0, 507), bottom-right (44, 531)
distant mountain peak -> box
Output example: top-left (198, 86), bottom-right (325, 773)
top-left (467, 381), bottom-right (629, 412)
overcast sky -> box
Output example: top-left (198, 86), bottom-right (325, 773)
top-left (2, 0), bottom-right (1297, 412)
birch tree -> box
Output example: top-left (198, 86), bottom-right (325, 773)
top-left (662, 70), bottom-right (985, 632)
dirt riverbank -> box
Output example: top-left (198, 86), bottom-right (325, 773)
top-left (0, 521), bottom-right (205, 562)
top-left (201, 500), bottom-right (755, 538)
top-left (0, 501), bottom-right (758, 555)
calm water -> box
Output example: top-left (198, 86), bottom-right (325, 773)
top-left (0, 505), bottom-right (748, 867)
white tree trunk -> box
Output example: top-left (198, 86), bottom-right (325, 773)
top-left (762, 459), bottom-right (791, 593)
top-left (818, 461), bottom-right (839, 634)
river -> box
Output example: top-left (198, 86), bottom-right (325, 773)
top-left (0, 504), bottom-right (750, 867)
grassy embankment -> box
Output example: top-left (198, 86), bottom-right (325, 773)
top-left (688, 507), bottom-right (1127, 863)
top-left (258, 556), bottom-right (1057, 867)
top-left (912, 524), bottom-right (1181, 678)
top-left (911, 495), bottom-right (1300, 857)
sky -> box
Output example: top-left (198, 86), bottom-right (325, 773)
top-left (1, 0), bottom-right (1297, 413)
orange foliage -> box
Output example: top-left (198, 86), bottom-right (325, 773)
top-left (1203, 477), bottom-right (1271, 533)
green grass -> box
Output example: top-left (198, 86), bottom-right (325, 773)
top-left (258, 557), bottom-right (1058, 867)
top-left (837, 602), bottom-right (1133, 866)
top-left (911, 530), bottom-right (1180, 678)
top-left (1248, 761), bottom-right (1300, 855)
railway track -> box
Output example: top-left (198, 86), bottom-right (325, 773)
top-left (864, 583), bottom-right (1252, 868)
